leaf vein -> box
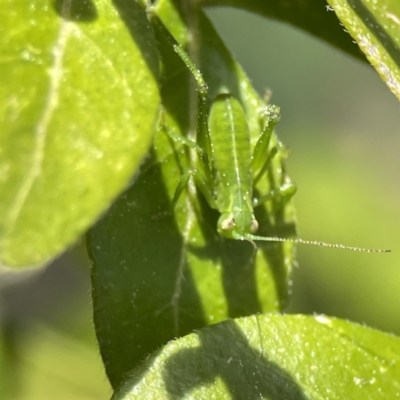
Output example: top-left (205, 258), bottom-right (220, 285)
top-left (4, 1), bottom-right (72, 237)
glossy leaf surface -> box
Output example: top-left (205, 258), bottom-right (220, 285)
top-left (327, 0), bottom-right (400, 101)
top-left (0, 0), bottom-right (159, 267)
top-left (113, 314), bottom-right (400, 400)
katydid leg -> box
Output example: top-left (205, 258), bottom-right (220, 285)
top-left (252, 104), bottom-right (281, 175)
top-left (253, 146), bottom-right (279, 185)
top-left (172, 41), bottom-right (213, 177)
top-left (171, 169), bottom-right (217, 210)
top-left (161, 121), bottom-right (203, 154)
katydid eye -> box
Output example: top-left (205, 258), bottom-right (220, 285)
top-left (250, 219), bottom-right (258, 233)
top-left (221, 217), bottom-right (235, 231)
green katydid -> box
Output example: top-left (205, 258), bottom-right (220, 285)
top-left (161, 23), bottom-right (390, 254)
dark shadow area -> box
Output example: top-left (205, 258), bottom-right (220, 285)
top-left (347, 0), bottom-right (400, 69)
top-left (53, 0), bottom-right (97, 21)
top-left (163, 319), bottom-right (308, 399)
top-left (153, 24), bottom-right (192, 136)
top-left (255, 163), bottom-right (297, 310)
top-left (220, 239), bottom-right (262, 317)
top-left (89, 149), bottom-right (207, 389)
top-left (188, 193), bottom-right (263, 318)
top-left (112, 0), bottom-right (159, 80)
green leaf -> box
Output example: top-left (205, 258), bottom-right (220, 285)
top-left (0, 0), bottom-right (159, 268)
top-left (327, 0), bottom-right (400, 101)
top-left (112, 314), bottom-right (400, 399)
top-left (89, 0), bottom-right (296, 389)
top-left (200, 0), bottom-right (367, 63)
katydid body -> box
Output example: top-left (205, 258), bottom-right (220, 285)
top-left (171, 91), bottom-right (287, 242)
top-left (166, 28), bottom-right (390, 253)
top-left (209, 94), bottom-right (259, 240)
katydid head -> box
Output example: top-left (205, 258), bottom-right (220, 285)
top-left (217, 211), bottom-right (259, 240)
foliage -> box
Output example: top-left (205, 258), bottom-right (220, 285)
top-left (1, 0), bottom-right (399, 398)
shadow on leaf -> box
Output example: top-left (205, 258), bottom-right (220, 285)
top-left (163, 319), bottom-right (307, 399)
top-left (347, 0), bottom-right (400, 68)
top-left (112, 0), bottom-right (159, 81)
top-left (53, 0), bottom-right (97, 21)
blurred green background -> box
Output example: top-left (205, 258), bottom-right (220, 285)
top-left (1, 7), bottom-right (399, 399)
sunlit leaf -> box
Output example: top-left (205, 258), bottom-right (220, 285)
top-left (113, 314), bottom-right (400, 399)
top-left (0, 0), bottom-right (159, 268)
top-left (327, 0), bottom-right (400, 101)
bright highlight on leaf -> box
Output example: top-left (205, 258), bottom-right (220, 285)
top-left (327, 0), bottom-right (400, 101)
top-left (0, 0), bottom-right (160, 268)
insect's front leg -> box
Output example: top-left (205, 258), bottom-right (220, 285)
top-left (251, 104), bottom-right (296, 207)
top-left (160, 115), bottom-right (204, 154)
top-left (151, 16), bottom-right (217, 210)
top-left (171, 36), bottom-right (213, 177)
top-left (252, 104), bottom-right (281, 179)
top-left (171, 169), bottom-right (217, 210)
